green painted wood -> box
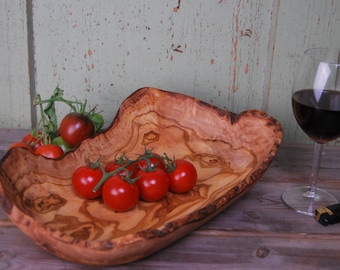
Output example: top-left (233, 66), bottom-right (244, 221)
top-left (1, 0), bottom-right (339, 145)
top-left (0, 0), bottom-right (31, 129)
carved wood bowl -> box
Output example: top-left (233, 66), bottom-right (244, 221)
top-left (0, 87), bottom-right (282, 266)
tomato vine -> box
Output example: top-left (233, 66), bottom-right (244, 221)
top-left (8, 86), bottom-right (105, 157)
top-left (33, 86), bottom-right (104, 143)
top-left (72, 148), bottom-right (198, 211)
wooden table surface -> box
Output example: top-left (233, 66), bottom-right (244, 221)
top-left (1, 129), bottom-right (340, 270)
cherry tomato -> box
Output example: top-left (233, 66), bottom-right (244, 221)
top-left (34, 144), bottom-right (64, 159)
top-left (72, 166), bottom-right (103, 199)
top-left (105, 161), bottom-right (121, 173)
top-left (105, 161), bottom-right (137, 178)
top-left (8, 142), bottom-right (34, 152)
top-left (167, 160), bottom-right (197, 193)
top-left (22, 133), bottom-right (42, 150)
top-left (102, 175), bottom-right (139, 212)
top-left (134, 155), bottom-right (166, 179)
top-left (136, 167), bottom-right (169, 202)
top-left (52, 136), bottom-right (72, 153)
top-left (137, 155), bottom-right (166, 171)
top-left (59, 112), bottom-right (94, 146)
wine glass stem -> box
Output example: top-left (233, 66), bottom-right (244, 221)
top-left (305, 142), bottom-right (323, 198)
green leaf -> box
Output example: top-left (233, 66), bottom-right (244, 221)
top-left (89, 112), bottom-right (104, 133)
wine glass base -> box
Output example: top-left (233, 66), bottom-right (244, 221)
top-left (281, 186), bottom-right (338, 216)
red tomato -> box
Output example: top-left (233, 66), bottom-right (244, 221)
top-left (59, 112), bottom-right (94, 146)
top-left (105, 161), bottom-right (136, 178)
top-left (138, 156), bottom-right (165, 170)
top-left (72, 166), bottom-right (103, 199)
top-left (102, 175), bottom-right (139, 212)
top-left (167, 160), bottom-right (197, 193)
top-left (135, 155), bottom-right (166, 177)
top-left (136, 167), bottom-right (169, 202)
top-left (105, 161), bottom-right (121, 173)
top-left (22, 133), bottom-right (42, 150)
top-left (34, 144), bottom-right (64, 159)
top-left (8, 142), bottom-right (34, 152)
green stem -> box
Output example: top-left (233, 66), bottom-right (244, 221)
top-left (92, 150), bottom-right (169, 192)
top-left (162, 153), bottom-right (176, 172)
top-left (35, 94), bottom-right (51, 144)
top-left (34, 94), bottom-right (86, 113)
top-left (92, 159), bottom-right (137, 192)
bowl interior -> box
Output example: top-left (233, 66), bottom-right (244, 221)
top-left (0, 87), bottom-right (282, 265)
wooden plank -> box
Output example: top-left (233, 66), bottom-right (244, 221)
top-left (0, 129), bottom-right (29, 153)
top-left (0, 0), bottom-right (31, 129)
top-left (205, 173), bottom-right (340, 235)
top-left (30, 0), bottom-right (275, 129)
top-left (203, 142), bottom-right (340, 235)
top-left (1, 224), bottom-right (340, 270)
top-left (1, 198), bottom-right (340, 269)
top-left (1, 1), bottom-right (340, 145)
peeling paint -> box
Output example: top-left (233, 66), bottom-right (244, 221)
top-left (174, 0), bottom-right (181, 12)
top-left (2, 0), bottom-right (339, 146)
top-left (241, 29), bottom-right (252, 37)
top-left (231, 1), bottom-right (241, 92)
top-left (172, 44), bottom-right (183, 53)
top-left (244, 63), bottom-right (249, 74)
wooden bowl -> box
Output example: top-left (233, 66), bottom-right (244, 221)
top-left (0, 87), bottom-right (282, 266)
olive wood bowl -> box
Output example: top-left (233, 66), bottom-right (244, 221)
top-left (0, 87), bottom-right (282, 266)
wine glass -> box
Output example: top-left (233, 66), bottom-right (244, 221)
top-left (281, 47), bottom-right (340, 216)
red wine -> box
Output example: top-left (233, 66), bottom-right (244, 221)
top-left (292, 89), bottom-right (340, 143)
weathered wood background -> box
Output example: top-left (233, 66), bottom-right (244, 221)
top-left (1, 0), bottom-right (340, 144)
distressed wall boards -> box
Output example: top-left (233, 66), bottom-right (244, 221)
top-left (1, 0), bottom-right (340, 144)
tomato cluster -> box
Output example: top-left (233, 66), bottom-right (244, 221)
top-left (9, 112), bottom-right (98, 159)
top-left (72, 150), bottom-right (198, 212)
top-left (8, 87), bottom-right (103, 159)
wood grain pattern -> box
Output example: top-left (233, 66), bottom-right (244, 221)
top-left (0, 87), bottom-right (282, 266)
top-left (1, 139), bottom-right (340, 269)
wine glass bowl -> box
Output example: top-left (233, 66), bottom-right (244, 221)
top-left (282, 47), bottom-right (340, 216)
